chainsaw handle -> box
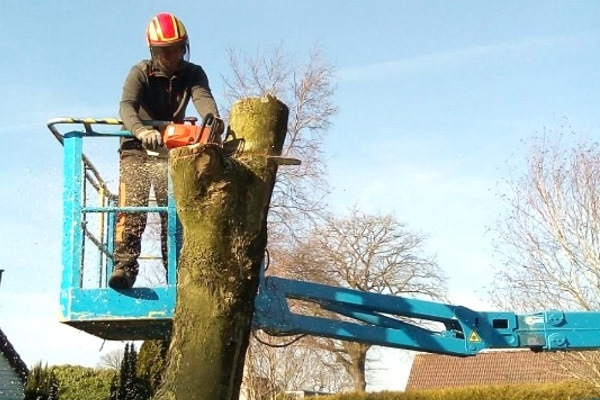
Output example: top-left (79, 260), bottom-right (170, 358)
top-left (200, 113), bottom-right (225, 143)
top-left (183, 116), bottom-right (198, 125)
top-left (199, 113), bottom-right (215, 131)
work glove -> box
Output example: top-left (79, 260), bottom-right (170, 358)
top-left (135, 128), bottom-right (162, 150)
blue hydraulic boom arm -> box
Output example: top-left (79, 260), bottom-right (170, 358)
top-left (252, 266), bottom-right (600, 357)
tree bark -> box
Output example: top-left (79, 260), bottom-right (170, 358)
top-left (153, 95), bottom-right (289, 400)
top-left (345, 343), bottom-right (368, 392)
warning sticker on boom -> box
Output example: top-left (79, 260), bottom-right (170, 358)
top-left (468, 331), bottom-right (481, 342)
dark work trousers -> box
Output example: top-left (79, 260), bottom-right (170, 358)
top-left (113, 154), bottom-right (169, 279)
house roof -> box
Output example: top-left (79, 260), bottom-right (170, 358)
top-left (0, 327), bottom-right (28, 382)
top-left (406, 350), bottom-right (588, 391)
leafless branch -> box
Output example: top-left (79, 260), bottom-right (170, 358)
top-left (276, 207), bottom-right (447, 390)
top-left (491, 126), bottom-right (600, 387)
top-left (222, 45), bottom-right (337, 241)
top-left (491, 128), bottom-right (600, 312)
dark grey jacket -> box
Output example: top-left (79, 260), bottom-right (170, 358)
top-left (119, 59), bottom-right (219, 154)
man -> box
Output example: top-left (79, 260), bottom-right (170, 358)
top-left (109, 12), bottom-right (221, 290)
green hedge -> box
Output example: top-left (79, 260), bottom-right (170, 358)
top-left (40, 365), bottom-right (600, 400)
top-left (317, 382), bottom-right (599, 400)
top-left (50, 365), bottom-right (115, 400)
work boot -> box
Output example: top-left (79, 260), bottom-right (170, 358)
top-left (108, 269), bottom-right (135, 290)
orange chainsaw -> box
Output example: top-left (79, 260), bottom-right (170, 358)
top-left (163, 113), bottom-right (224, 149)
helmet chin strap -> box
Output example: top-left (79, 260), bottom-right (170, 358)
top-left (184, 42), bottom-right (190, 62)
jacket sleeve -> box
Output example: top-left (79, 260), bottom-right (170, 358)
top-left (119, 64), bottom-right (146, 136)
top-left (190, 65), bottom-right (220, 118)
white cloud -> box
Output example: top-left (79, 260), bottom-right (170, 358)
top-left (339, 33), bottom-right (598, 81)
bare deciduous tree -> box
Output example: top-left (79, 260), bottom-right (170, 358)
top-left (491, 130), bottom-right (600, 388)
top-left (491, 132), bottom-right (600, 312)
top-left (222, 45), bottom-right (337, 242)
top-left (283, 208), bottom-right (448, 391)
top-left (97, 349), bottom-right (123, 370)
top-left (292, 208), bottom-right (446, 296)
top-left (242, 332), bottom-right (352, 400)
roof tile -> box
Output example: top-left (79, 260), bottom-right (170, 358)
top-left (406, 350), bottom-right (590, 390)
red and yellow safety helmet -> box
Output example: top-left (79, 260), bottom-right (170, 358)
top-left (146, 13), bottom-right (188, 47)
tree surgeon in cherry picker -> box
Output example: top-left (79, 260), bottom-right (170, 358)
top-left (109, 12), bottom-right (223, 289)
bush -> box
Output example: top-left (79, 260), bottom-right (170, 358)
top-left (316, 381), bottom-right (598, 400)
top-left (50, 365), bottom-right (115, 400)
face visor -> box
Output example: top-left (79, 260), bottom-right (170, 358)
top-left (150, 41), bottom-right (189, 76)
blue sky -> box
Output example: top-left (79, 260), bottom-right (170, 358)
top-left (1, 0), bottom-right (599, 392)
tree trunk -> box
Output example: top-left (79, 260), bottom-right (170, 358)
top-left (152, 95), bottom-right (289, 400)
top-left (344, 343), bottom-right (369, 392)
